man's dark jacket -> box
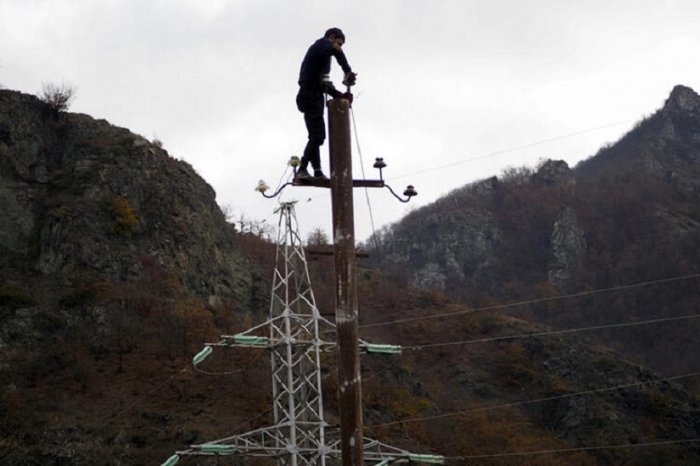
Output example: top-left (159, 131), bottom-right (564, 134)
top-left (298, 37), bottom-right (352, 90)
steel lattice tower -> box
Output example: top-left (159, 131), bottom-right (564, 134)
top-left (166, 202), bottom-right (442, 466)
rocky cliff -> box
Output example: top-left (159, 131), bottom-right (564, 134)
top-left (370, 159), bottom-right (587, 292)
top-left (0, 89), bottom-right (257, 308)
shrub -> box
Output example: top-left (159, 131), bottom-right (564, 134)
top-left (59, 286), bottom-right (99, 309)
top-left (48, 169), bottom-right (68, 189)
top-left (0, 282), bottom-right (35, 311)
top-left (110, 196), bottom-right (139, 238)
top-left (39, 82), bottom-right (76, 113)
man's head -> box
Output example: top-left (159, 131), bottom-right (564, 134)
top-left (324, 27), bottom-right (345, 46)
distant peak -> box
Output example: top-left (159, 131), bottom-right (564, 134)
top-left (664, 85), bottom-right (700, 113)
top-left (532, 159), bottom-right (574, 188)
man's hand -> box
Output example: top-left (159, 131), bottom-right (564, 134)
top-left (333, 92), bottom-right (353, 105)
top-left (342, 72), bottom-right (357, 87)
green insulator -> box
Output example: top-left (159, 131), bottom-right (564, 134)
top-left (160, 454), bottom-right (179, 466)
top-left (233, 334), bottom-right (268, 346)
top-left (366, 344), bottom-right (402, 354)
top-left (408, 454), bottom-right (445, 464)
top-left (193, 346), bottom-right (213, 365)
top-left (200, 444), bottom-right (236, 455)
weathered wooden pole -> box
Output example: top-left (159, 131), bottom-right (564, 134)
top-left (328, 98), bottom-right (364, 466)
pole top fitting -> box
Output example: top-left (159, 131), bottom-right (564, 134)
top-left (255, 180), bottom-right (270, 193)
top-left (373, 158), bottom-right (387, 169)
top-left (403, 185), bottom-right (418, 198)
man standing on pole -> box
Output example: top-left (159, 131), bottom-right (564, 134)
top-left (296, 27), bottom-right (357, 180)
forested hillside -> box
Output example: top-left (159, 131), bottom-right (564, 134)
top-left (364, 85), bottom-right (700, 392)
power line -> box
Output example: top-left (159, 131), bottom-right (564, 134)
top-left (193, 351), bottom-right (265, 375)
top-left (402, 314), bottom-right (700, 350)
top-left (366, 372), bottom-right (700, 428)
top-left (388, 118), bottom-right (634, 182)
top-left (359, 272), bottom-right (700, 329)
top-left (447, 438), bottom-right (700, 461)
top-left (351, 106), bottom-right (380, 251)
top-left (90, 355), bottom-right (267, 434)
top-left (304, 117), bottom-right (635, 203)
top-left (90, 363), bottom-right (192, 436)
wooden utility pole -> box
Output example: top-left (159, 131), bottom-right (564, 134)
top-left (328, 98), bottom-right (364, 466)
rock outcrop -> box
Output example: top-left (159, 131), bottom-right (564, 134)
top-left (548, 206), bottom-right (587, 287)
top-left (382, 206), bottom-right (502, 291)
top-left (0, 89), bottom-right (256, 308)
top-left (532, 159), bottom-right (576, 191)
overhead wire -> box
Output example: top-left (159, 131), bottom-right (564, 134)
top-left (193, 351), bottom-right (265, 375)
top-left (210, 407), bottom-right (276, 444)
top-left (350, 106), bottom-right (381, 252)
top-left (357, 275), bottom-right (700, 431)
top-left (276, 164), bottom-right (292, 192)
top-left (272, 163), bottom-right (293, 205)
top-left (366, 371), bottom-right (700, 428)
top-left (446, 438), bottom-right (700, 461)
top-left (402, 314), bottom-right (700, 350)
top-left (303, 117), bottom-right (636, 204)
top-left (359, 272), bottom-right (700, 329)
top-left (350, 104), bottom-right (394, 285)
top-left (89, 349), bottom-right (267, 434)
top-left (388, 118), bottom-right (635, 182)
top-left (90, 363), bottom-right (193, 436)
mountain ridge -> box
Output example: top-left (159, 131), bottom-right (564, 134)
top-left (364, 84), bottom-right (700, 383)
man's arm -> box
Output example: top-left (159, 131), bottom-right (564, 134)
top-left (331, 44), bottom-right (352, 75)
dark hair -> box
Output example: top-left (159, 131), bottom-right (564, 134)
top-left (324, 28), bottom-right (345, 41)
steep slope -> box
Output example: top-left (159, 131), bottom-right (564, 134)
top-left (364, 85), bottom-right (700, 385)
top-left (343, 266), bottom-right (700, 465)
top-left (0, 89), bottom-right (269, 464)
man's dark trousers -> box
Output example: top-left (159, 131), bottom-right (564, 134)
top-left (296, 84), bottom-right (326, 171)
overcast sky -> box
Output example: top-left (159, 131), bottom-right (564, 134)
top-left (2, 0), bottom-right (700, 242)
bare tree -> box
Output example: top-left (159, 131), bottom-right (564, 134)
top-left (39, 81), bottom-right (76, 113)
top-left (307, 227), bottom-right (329, 246)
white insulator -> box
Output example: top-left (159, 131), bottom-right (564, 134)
top-left (255, 180), bottom-right (270, 193)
